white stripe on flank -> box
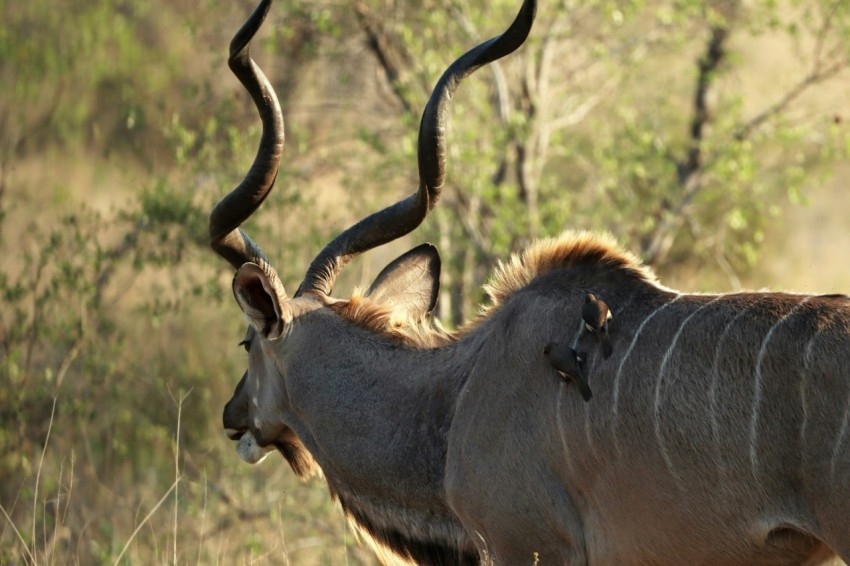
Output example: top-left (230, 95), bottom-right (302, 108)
top-left (570, 316), bottom-right (586, 349)
top-left (611, 294), bottom-right (682, 457)
top-left (710, 307), bottom-right (751, 484)
top-left (653, 297), bottom-right (721, 489)
top-left (800, 335), bottom-right (818, 464)
top-left (556, 300), bottom-right (585, 475)
top-left (613, 294), bottom-right (682, 412)
top-left (831, 391), bottom-right (850, 483)
top-left (749, 297), bottom-right (809, 478)
top-left (570, 314), bottom-right (601, 464)
top-left (556, 390), bottom-right (577, 479)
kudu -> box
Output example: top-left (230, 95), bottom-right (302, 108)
top-left (211, 0), bottom-right (850, 564)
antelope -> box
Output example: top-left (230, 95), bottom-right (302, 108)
top-left (211, 0), bottom-right (850, 564)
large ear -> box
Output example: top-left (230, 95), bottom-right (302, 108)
top-left (232, 263), bottom-right (287, 340)
top-left (365, 243), bottom-right (441, 321)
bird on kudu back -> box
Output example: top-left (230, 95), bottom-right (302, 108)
top-left (544, 342), bottom-right (592, 401)
top-left (582, 293), bottom-right (613, 359)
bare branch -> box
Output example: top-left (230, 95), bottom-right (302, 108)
top-left (547, 81), bottom-right (612, 131)
top-left (445, 186), bottom-right (493, 262)
top-left (641, 173), bottom-right (706, 265)
top-left (641, 20), bottom-right (732, 265)
top-left (447, 1), bottom-right (512, 125)
top-left (685, 26), bottom-right (728, 180)
top-left (353, 2), bottom-right (417, 116)
top-left (735, 1), bottom-right (849, 140)
top-left (734, 62), bottom-right (846, 141)
top-left (513, 11), bottom-right (578, 236)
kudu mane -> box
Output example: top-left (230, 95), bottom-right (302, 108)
top-left (329, 293), bottom-right (453, 347)
top-left (482, 231), bottom-right (657, 309)
top-left (331, 231), bottom-right (657, 346)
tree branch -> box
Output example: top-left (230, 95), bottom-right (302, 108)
top-left (682, 26), bottom-right (728, 182)
top-left (735, 0), bottom-right (848, 140)
top-left (446, 186), bottom-right (494, 263)
top-left (353, 2), bottom-right (416, 116)
top-left (734, 64), bottom-right (846, 141)
top-left (641, 21), bottom-right (732, 265)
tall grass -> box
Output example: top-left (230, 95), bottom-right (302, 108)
top-left (0, 387), bottom-right (375, 565)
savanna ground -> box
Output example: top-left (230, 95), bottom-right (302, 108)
top-left (2, 0), bottom-right (849, 563)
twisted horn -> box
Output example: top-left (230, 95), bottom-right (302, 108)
top-left (209, 0), bottom-right (285, 293)
top-left (298, 0), bottom-right (537, 297)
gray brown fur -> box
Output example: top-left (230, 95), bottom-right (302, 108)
top-left (211, 1), bottom-right (849, 564)
top-left (225, 232), bottom-right (850, 565)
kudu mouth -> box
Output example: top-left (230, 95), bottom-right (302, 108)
top-left (224, 427), bottom-right (280, 464)
top-left (234, 430), bottom-right (275, 464)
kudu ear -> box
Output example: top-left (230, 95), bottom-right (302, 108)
top-left (365, 243), bottom-right (441, 321)
top-left (232, 263), bottom-right (286, 340)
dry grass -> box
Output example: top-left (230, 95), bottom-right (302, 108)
top-left (0, 386), bottom-right (377, 565)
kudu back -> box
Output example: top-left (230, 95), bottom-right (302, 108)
top-left (208, 1), bottom-right (850, 564)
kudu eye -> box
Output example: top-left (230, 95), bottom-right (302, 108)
top-left (239, 338), bottom-right (251, 353)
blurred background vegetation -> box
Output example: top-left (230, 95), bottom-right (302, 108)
top-left (1, 0), bottom-right (848, 563)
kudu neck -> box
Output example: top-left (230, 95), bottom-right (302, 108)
top-left (277, 312), bottom-right (483, 555)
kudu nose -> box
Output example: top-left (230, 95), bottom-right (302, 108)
top-left (222, 398), bottom-right (249, 439)
top-left (235, 430), bottom-right (274, 464)
top-left (222, 372), bottom-right (250, 439)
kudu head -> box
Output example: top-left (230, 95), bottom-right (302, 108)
top-left (212, 0), bottom-right (537, 473)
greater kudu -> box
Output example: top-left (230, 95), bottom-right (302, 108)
top-left (211, 1), bottom-right (850, 564)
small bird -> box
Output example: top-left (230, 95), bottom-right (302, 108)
top-left (582, 293), bottom-right (613, 359)
top-left (544, 342), bottom-right (592, 402)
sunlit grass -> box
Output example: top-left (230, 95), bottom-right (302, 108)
top-left (0, 387), bottom-right (377, 565)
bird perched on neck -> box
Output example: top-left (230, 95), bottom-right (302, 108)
top-left (544, 342), bottom-right (592, 402)
top-left (582, 293), bottom-right (613, 359)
